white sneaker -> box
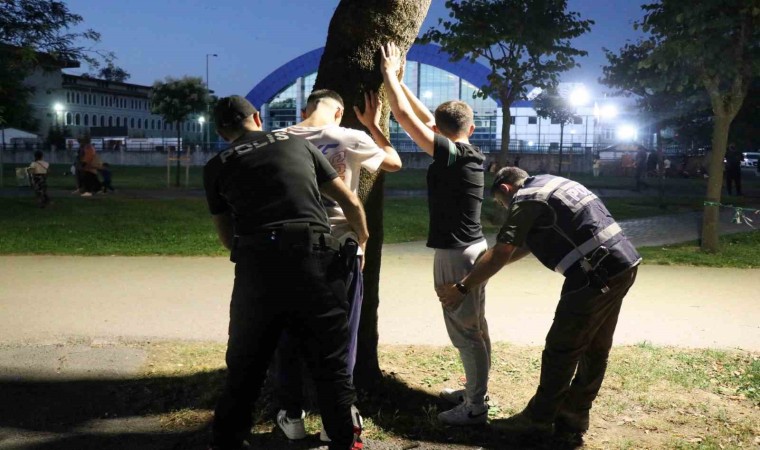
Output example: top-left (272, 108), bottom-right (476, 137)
top-left (80, 192), bottom-right (92, 197)
top-left (439, 388), bottom-right (490, 405)
top-left (276, 410), bottom-right (306, 440)
top-left (438, 401), bottom-right (489, 426)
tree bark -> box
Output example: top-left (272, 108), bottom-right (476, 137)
top-left (313, 0), bottom-right (432, 388)
top-left (700, 114), bottom-right (732, 252)
top-left (498, 102), bottom-right (511, 168)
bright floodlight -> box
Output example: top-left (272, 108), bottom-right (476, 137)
top-left (528, 141), bottom-right (534, 146)
top-left (601, 104), bottom-right (618, 119)
top-left (198, 116), bottom-right (206, 124)
top-left (53, 103), bottom-right (64, 113)
top-left (569, 86), bottom-right (590, 106)
top-left (617, 124), bottom-right (637, 140)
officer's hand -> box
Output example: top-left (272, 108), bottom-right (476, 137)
top-left (353, 91), bottom-right (382, 129)
top-left (436, 284), bottom-right (465, 310)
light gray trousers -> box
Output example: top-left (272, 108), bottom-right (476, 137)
top-left (433, 239), bottom-right (491, 406)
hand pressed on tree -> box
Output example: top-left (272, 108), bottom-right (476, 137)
top-left (353, 91), bottom-right (383, 129)
top-left (380, 42), bottom-right (403, 76)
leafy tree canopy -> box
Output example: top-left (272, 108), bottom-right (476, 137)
top-left (151, 77), bottom-right (209, 125)
top-left (533, 85), bottom-right (575, 125)
top-left (420, 0), bottom-right (593, 103)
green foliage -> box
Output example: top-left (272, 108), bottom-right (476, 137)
top-left (532, 86), bottom-right (575, 126)
top-left (0, 0), bottom-right (112, 130)
top-left (95, 61), bottom-right (131, 82)
top-left (420, 0), bottom-right (593, 104)
top-left (151, 77), bottom-right (209, 127)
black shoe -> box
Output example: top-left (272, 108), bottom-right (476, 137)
top-left (554, 409), bottom-right (589, 446)
top-left (499, 408), bottom-right (553, 434)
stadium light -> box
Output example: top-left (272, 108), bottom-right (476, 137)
top-left (617, 124), bottom-right (638, 141)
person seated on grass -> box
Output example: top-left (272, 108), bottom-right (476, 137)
top-left (100, 163), bottom-right (115, 193)
top-left (380, 42), bottom-right (491, 426)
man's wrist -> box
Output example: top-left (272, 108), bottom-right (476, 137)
top-left (455, 281), bottom-right (469, 295)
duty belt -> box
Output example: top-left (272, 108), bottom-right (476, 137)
top-left (235, 227), bottom-right (341, 253)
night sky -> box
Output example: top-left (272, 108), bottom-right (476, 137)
top-left (64, 0), bottom-right (647, 98)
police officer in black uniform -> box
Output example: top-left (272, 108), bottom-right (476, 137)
top-left (438, 167), bottom-right (641, 442)
top-left (204, 96), bottom-right (368, 450)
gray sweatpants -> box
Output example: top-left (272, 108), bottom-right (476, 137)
top-left (434, 240), bottom-right (491, 405)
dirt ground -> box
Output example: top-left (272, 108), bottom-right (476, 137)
top-left (1, 246), bottom-right (759, 449)
top-left (0, 244), bottom-right (758, 350)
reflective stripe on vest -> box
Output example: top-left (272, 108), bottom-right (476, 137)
top-left (554, 222), bottom-right (623, 274)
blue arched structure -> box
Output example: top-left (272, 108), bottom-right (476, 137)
top-left (246, 43), bottom-right (509, 108)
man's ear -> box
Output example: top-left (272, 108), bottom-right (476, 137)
top-left (467, 123), bottom-right (475, 137)
top-left (498, 183), bottom-right (511, 196)
top-left (300, 109), bottom-right (307, 120)
top-left (334, 107), bottom-right (344, 123)
top-left (432, 124), bottom-right (440, 134)
top-left (252, 111), bottom-right (263, 128)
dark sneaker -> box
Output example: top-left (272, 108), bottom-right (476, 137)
top-left (438, 401), bottom-right (489, 425)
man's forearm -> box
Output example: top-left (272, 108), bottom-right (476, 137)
top-left (400, 82), bottom-right (434, 126)
top-left (461, 244), bottom-right (515, 290)
top-left (342, 198), bottom-right (369, 247)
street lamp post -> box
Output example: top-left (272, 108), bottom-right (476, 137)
top-left (569, 87), bottom-right (590, 175)
top-left (205, 53), bottom-right (218, 150)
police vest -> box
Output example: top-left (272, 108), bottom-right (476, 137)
top-left (512, 175), bottom-right (641, 276)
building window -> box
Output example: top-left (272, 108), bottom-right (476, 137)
top-left (510, 116), bottom-right (516, 125)
top-left (573, 116), bottom-right (582, 125)
top-left (100, 115), bottom-right (105, 126)
top-left (108, 116), bottom-right (113, 127)
top-left (66, 92), bottom-right (70, 103)
top-left (528, 116), bottom-right (537, 125)
top-left (76, 93), bottom-right (80, 104)
top-left (83, 114), bottom-right (89, 126)
top-left (75, 113), bottom-right (81, 125)
top-left (551, 118), bottom-right (561, 124)
top-left (130, 118), bottom-right (135, 128)
top-left (151, 119), bottom-right (155, 130)
top-left (66, 112), bottom-right (72, 125)
top-left (137, 118), bottom-right (142, 129)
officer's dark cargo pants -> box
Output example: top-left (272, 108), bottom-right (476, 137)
top-left (527, 266), bottom-right (639, 425)
top-left (212, 246), bottom-right (356, 450)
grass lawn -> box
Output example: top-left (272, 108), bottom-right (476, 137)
top-left (2, 195), bottom-right (759, 268)
top-left (55, 340), bottom-right (757, 449)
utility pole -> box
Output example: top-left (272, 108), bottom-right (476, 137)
top-left (205, 53), bottom-right (218, 150)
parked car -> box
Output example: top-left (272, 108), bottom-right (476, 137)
top-left (740, 152), bottom-right (759, 168)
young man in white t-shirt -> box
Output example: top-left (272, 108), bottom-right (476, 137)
top-left (274, 89), bottom-right (401, 441)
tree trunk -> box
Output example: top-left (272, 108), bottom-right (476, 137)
top-left (313, 0), bottom-right (432, 388)
top-left (498, 103), bottom-right (511, 167)
top-left (700, 114), bottom-right (732, 252)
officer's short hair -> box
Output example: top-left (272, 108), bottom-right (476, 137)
top-left (435, 101), bottom-right (474, 137)
top-left (491, 167), bottom-right (529, 195)
top-left (306, 89), bottom-right (344, 110)
top-left (214, 95), bottom-right (258, 133)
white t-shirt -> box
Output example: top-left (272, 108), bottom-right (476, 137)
top-left (284, 124), bottom-right (385, 251)
top-left (28, 160), bottom-right (49, 175)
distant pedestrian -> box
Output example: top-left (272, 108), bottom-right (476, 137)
top-left (592, 156), bottom-right (601, 177)
top-left (27, 151), bottom-right (50, 207)
top-left (100, 163), bottom-right (115, 193)
top-left (724, 143), bottom-right (742, 196)
top-left (79, 143), bottom-right (102, 197)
